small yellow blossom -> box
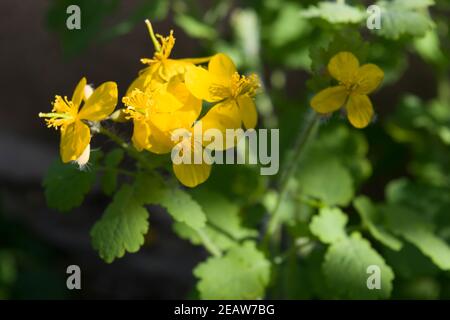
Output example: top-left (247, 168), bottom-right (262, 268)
top-left (185, 53), bottom-right (260, 131)
top-left (310, 51), bottom-right (384, 128)
top-left (39, 77), bottom-right (118, 163)
top-left (127, 20), bottom-right (211, 94)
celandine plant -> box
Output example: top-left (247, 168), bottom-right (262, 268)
top-left (39, 0), bottom-right (450, 300)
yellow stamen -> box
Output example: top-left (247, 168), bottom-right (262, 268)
top-left (230, 73), bottom-right (260, 98)
top-left (39, 95), bottom-right (77, 129)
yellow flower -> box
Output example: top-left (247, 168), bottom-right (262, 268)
top-left (39, 77), bottom-right (118, 163)
top-left (310, 51), bottom-right (384, 128)
top-left (127, 20), bottom-right (211, 94)
top-left (123, 78), bottom-right (201, 152)
top-left (185, 53), bottom-right (260, 131)
top-left (171, 123), bottom-right (213, 188)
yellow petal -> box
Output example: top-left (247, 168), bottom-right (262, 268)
top-left (60, 120), bottom-right (90, 163)
top-left (72, 77), bottom-right (87, 110)
top-left (146, 122), bottom-right (174, 154)
top-left (126, 72), bottom-right (149, 96)
top-left (179, 56), bottom-right (213, 64)
top-left (166, 79), bottom-right (202, 123)
top-left (346, 94), bottom-right (374, 128)
top-left (237, 95), bottom-right (257, 129)
top-left (194, 100), bottom-right (241, 150)
top-left (328, 52), bottom-right (359, 84)
top-left (354, 64), bottom-right (384, 95)
top-left (132, 120), bottom-right (151, 151)
top-left (78, 82), bottom-right (118, 121)
top-left (198, 99), bottom-right (241, 134)
top-left (208, 53), bottom-right (236, 86)
top-left (159, 59), bottom-right (191, 81)
top-left (153, 90), bottom-right (184, 113)
top-left (185, 65), bottom-right (225, 102)
top-left (310, 86), bottom-right (348, 113)
top-left (172, 162), bottom-right (211, 188)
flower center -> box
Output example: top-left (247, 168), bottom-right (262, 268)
top-left (122, 90), bottom-right (154, 120)
top-left (38, 96), bottom-right (77, 129)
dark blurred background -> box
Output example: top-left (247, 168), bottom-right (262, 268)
top-left (0, 0), bottom-right (447, 299)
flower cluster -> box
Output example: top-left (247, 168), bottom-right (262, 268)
top-left (39, 20), bottom-right (260, 187)
top-left (310, 51), bottom-right (384, 128)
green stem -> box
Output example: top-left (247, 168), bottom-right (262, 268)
top-left (262, 110), bottom-right (319, 249)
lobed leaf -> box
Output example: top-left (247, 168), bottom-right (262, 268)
top-left (91, 184), bottom-right (149, 263)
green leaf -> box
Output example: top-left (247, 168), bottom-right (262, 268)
top-left (323, 232), bottom-right (394, 299)
top-left (309, 124), bottom-right (372, 184)
top-left (194, 241), bottom-right (271, 299)
top-left (43, 158), bottom-right (97, 212)
top-left (374, 0), bottom-right (435, 39)
top-left (310, 207), bottom-right (348, 244)
top-left (386, 178), bottom-right (450, 221)
top-left (101, 149), bottom-right (124, 196)
top-left (174, 14), bottom-right (217, 40)
top-left (134, 174), bottom-right (206, 230)
top-left (383, 243), bottom-right (439, 279)
top-left (354, 196), bottom-right (403, 251)
top-left (231, 8), bottom-right (261, 69)
top-left (301, 1), bottom-right (366, 24)
top-left (382, 204), bottom-right (450, 270)
top-left (173, 190), bottom-right (257, 250)
top-left (297, 159), bottom-right (354, 206)
top-left (91, 184), bottom-right (149, 263)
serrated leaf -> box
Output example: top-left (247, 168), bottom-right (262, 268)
top-left (134, 174), bottom-right (206, 230)
top-left (194, 241), bottom-right (271, 299)
top-left (101, 148), bottom-right (124, 196)
top-left (374, 0), bottom-right (435, 39)
top-left (414, 30), bottom-right (446, 66)
top-left (91, 184), bottom-right (149, 263)
top-left (310, 207), bottom-right (348, 244)
top-left (173, 190), bottom-right (257, 250)
top-left (354, 196), bottom-right (403, 251)
top-left (298, 159), bottom-right (354, 206)
top-left (323, 232), bottom-right (394, 299)
top-left (301, 1), bottom-right (366, 24)
top-left (382, 204), bottom-right (450, 270)
top-left (43, 157), bottom-right (97, 212)
top-left (302, 124), bottom-right (372, 185)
